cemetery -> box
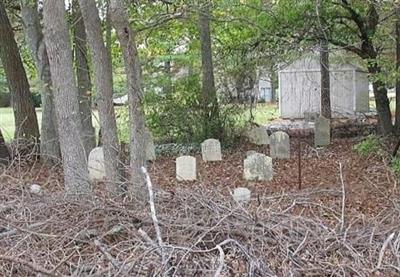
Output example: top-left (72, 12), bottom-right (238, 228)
top-left (1, 1), bottom-right (400, 276)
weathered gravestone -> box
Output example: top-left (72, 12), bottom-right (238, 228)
top-left (232, 187), bottom-right (251, 203)
top-left (243, 153), bottom-right (273, 181)
top-left (314, 116), bottom-right (330, 147)
top-left (201, 139), bottom-right (222, 161)
top-left (144, 129), bottom-right (156, 161)
top-left (176, 155), bottom-right (196, 181)
top-left (88, 147), bottom-right (105, 181)
top-left (270, 131), bottom-right (290, 159)
top-left (246, 126), bottom-right (269, 145)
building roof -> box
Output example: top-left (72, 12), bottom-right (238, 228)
top-left (279, 53), bottom-right (365, 73)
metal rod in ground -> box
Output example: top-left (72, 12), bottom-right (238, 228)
top-left (298, 139), bottom-right (302, 190)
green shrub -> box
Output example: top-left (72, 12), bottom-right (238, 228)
top-left (116, 75), bottom-right (246, 146)
top-left (31, 91), bottom-right (42, 107)
top-left (115, 106), bottom-right (130, 143)
top-left (353, 135), bottom-right (381, 156)
top-left (0, 92), bottom-right (10, 107)
top-left (391, 158), bottom-right (400, 177)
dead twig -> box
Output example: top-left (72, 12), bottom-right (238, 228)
top-left (0, 255), bottom-right (66, 277)
top-left (142, 167), bottom-right (166, 265)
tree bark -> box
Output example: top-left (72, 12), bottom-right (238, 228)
top-left (198, 1), bottom-right (221, 139)
top-left (78, 0), bottom-right (122, 195)
top-left (109, 0), bottom-right (147, 198)
top-left (320, 39), bottom-right (331, 119)
top-left (369, 64), bottom-right (393, 134)
top-left (395, 5), bottom-right (400, 134)
top-left (0, 0), bottom-right (39, 142)
top-left (72, 0), bottom-right (95, 157)
top-left (20, 0), bottom-right (61, 163)
top-left (43, 0), bottom-right (90, 196)
top-left (163, 58), bottom-right (172, 95)
top-left (0, 128), bottom-right (10, 165)
top-left (105, 0), bottom-right (113, 71)
top-left (327, 2), bottom-right (393, 134)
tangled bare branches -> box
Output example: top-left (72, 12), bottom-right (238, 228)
top-left (0, 164), bottom-right (399, 276)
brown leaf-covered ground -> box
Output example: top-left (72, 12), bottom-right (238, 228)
top-left (150, 138), bottom-right (398, 218)
top-left (0, 138), bottom-right (399, 276)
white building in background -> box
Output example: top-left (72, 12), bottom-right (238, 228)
top-left (255, 68), bottom-right (274, 103)
top-left (258, 76), bottom-right (273, 102)
top-left (278, 54), bottom-right (369, 118)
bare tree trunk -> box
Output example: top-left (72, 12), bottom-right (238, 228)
top-left (43, 0), bottom-right (90, 196)
top-left (369, 64), bottom-right (393, 134)
top-left (198, 1), bottom-right (221, 139)
top-left (78, 0), bottom-right (122, 195)
top-left (320, 39), bottom-right (331, 119)
top-left (395, 5), bottom-right (400, 134)
top-left (0, 0), bottom-right (39, 142)
top-left (105, 0), bottom-right (113, 72)
top-left (72, 0), bottom-right (95, 157)
top-left (0, 128), bottom-right (10, 165)
top-left (109, 0), bottom-right (147, 198)
top-left (163, 58), bottom-right (172, 94)
top-left (20, 0), bottom-right (61, 163)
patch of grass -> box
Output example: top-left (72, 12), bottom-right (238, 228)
top-left (391, 158), bottom-right (400, 177)
top-left (0, 107), bottom-right (35, 141)
top-left (0, 107), bottom-right (100, 143)
top-left (353, 135), bottom-right (382, 156)
top-left (243, 103), bottom-right (279, 125)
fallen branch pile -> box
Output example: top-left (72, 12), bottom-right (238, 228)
top-left (0, 166), bottom-right (399, 276)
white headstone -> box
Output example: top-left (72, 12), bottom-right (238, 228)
top-left (314, 116), bottom-right (330, 147)
top-left (270, 131), bottom-right (290, 159)
top-left (88, 147), bottom-right (105, 181)
top-left (246, 127), bottom-right (269, 145)
top-left (232, 187), bottom-right (251, 203)
top-left (176, 155), bottom-right (196, 181)
top-left (243, 153), bottom-right (273, 181)
top-left (201, 139), bottom-right (222, 161)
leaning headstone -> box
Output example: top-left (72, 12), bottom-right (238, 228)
top-left (144, 130), bottom-right (156, 161)
top-left (246, 126), bottom-right (269, 145)
top-left (201, 139), bottom-right (222, 161)
top-left (314, 116), bottom-right (331, 147)
top-left (88, 147), bottom-right (105, 181)
top-left (243, 153), bottom-right (273, 181)
top-left (176, 155), bottom-right (196, 181)
top-left (270, 131), bottom-right (290, 159)
top-left (232, 187), bottom-right (251, 203)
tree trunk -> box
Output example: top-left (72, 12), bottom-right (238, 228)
top-left (163, 58), bottom-right (172, 94)
top-left (0, 128), bottom-right (10, 165)
top-left (78, 0), bottom-right (123, 195)
top-left (320, 39), bottom-right (331, 119)
top-left (72, 0), bottom-right (95, 157)
top-left (198, 1), bottom-right (221, 139)
top-left (20, 0), bottom-right (61, 163)
top-left (0, 0), bottom-right (39, 142)
top-left (43, 0), bottom-right (90, 196)
top-left (395, 5), bottom-right (400, 134)
top-left (109, 0), bottom-right (147, 198)
top-left (368, 64), bottom-right (393, 134)
top-left (105, 0), bottom-right (113, 71)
